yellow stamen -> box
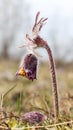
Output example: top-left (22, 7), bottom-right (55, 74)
top-left (19, 67), bottom-right (26, 76)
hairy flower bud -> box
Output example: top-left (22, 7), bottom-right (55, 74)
top-left (20, 111), bottom-right (46, 125)
top-left (16, 54), bottom-right (38, 81)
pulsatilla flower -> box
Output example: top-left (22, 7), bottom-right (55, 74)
top-left (20, 111), bottom-right (46, 125)
top-left (16, 12), bottom-right (59, 118)
top-left (16, 54), bottom-right (38, 81)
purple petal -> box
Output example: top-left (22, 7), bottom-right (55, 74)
top-left (16, 54), bottom-right (38, 81)
top-left (23, 54), bottom-right (38, 80)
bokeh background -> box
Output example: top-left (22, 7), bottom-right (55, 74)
top-left (0, 0), bottom-right (73, 116)
top-left (0, 0), bottom-right (73, 61)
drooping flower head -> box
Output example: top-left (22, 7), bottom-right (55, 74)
top-left (16, 54), bottom-right (38, 81)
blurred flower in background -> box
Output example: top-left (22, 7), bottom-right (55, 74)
top-left (20, 111), bottom-right (46, 125)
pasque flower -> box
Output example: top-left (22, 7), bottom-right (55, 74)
top-left (16, 12), bottom-right (59, 119)
top-left (20, 111), bottom-right (46, 125)
top-left (16, 54), bottom-right (38, 81)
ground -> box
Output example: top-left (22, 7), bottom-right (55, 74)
top-left (0, 59), bottom-right (73, 129)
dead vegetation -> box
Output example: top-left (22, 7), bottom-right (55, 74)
top-left (0, 60), bottom-right (73, 129)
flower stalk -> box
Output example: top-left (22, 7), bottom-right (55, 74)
top-left (34, 36), bottom-right (59, 118)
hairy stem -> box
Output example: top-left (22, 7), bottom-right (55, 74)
top-left (35, 36), bottom-right (59, 118)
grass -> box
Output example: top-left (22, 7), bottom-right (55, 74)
top-left (0, 59), bottom-right (73, 129)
